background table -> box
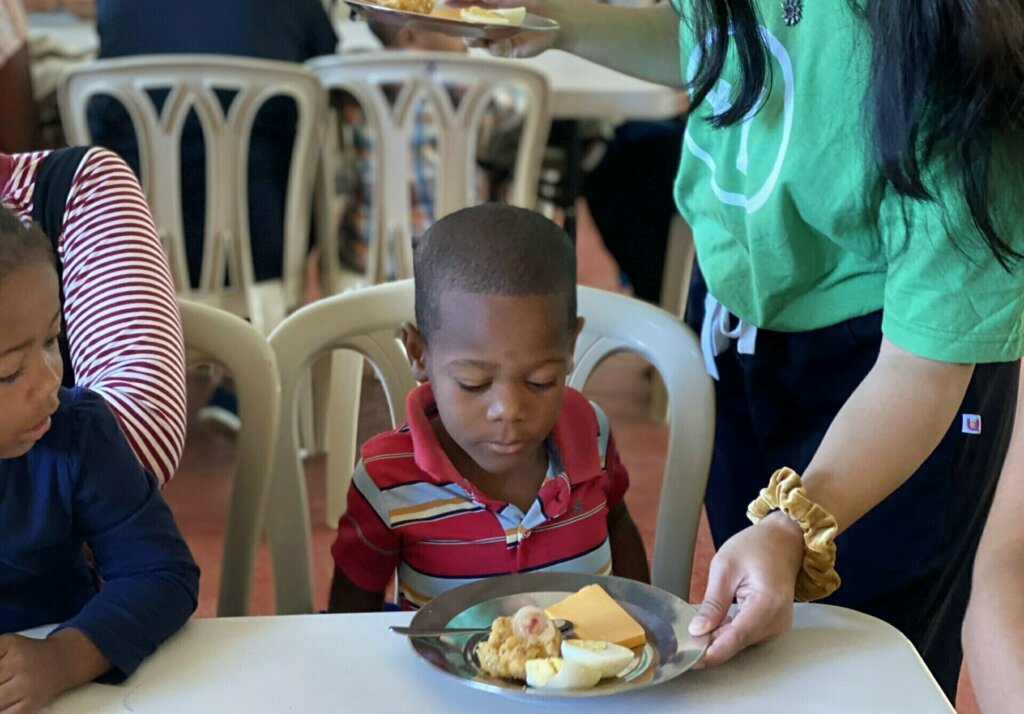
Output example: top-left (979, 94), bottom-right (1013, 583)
top-left (39, 605), bottom-right (953, 713)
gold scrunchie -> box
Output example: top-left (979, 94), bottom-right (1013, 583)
top-left (747, 467), bottom-right (841, 601)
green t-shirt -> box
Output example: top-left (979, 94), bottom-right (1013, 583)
top-left (672, 1), bottom-right (1024, 362)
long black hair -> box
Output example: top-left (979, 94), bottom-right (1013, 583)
top-left (685, 0), bottom-right (1024, 269)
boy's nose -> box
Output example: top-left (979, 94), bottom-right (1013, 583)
top-left (486, 384), bottom-right (526, 422)
top-left (32, 348), bottom-right (63, 402)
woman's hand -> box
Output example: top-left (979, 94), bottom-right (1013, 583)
top-left (689, 512), bottom-right (805, 666)
top-left (462, 0), bottom-right (565, 58)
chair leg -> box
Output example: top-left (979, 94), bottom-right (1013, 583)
top-left (324, 349), bottom-right (364, 528)
top-left (651, 215), bottom-right (696, 422)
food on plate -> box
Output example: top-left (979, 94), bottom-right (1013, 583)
top-left (525, 657), bottom-right (603, 690)
top-left (458, 5), bottom-right (527, 25)
top-left (476, 606), bottom-right (562, 680)
top-left (544, 584), bottom-right (647, 648)
top-left (561, 639), bottom-right (635, 678)
top-left (374, 0), bottom-right (435, 14)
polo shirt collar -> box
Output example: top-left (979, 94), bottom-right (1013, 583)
top-left (404, 383), bottom-right (605, 514)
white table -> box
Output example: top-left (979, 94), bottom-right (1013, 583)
top-left (38, 605), bottom-right (952, 713)
top-left (335, 18), bottom-right (685, 121)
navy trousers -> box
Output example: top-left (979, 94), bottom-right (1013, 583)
top-left (686, 268), bottom-right (1019, 701)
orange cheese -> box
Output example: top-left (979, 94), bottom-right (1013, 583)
top-left (544, 584), bottom-right (646, 649)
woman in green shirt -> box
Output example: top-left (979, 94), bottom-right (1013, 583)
top-left (473, 0), bottom-right (1024, 700)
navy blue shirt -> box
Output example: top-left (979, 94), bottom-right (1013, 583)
top-left (91, 0), bottom-right (338, 284)
top-left (0, 388), bottom-right (199, 681)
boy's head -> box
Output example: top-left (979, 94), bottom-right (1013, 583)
top-left (368, 20), bottom-right (467, 53)
top-left (403, 203), bottom-right (583, 482)
top-left (0, 205), bottom-right (62, 458)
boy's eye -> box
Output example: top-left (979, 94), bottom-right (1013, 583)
top-left (527, 380), bottom-right (557, 391)
top-left (44, 333), bottom-right (61, 349)
top-left (0, 368), bottom-right (24, 385)
top-left (456, 381), bottom-right (489, 393)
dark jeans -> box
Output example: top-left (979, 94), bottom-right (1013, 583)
top-left (686, 267), bottom-right (1019, 701)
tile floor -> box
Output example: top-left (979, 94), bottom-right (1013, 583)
top-left (162, 201), bottom-right (980, 713)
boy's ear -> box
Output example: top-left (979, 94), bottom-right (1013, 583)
top-left (401, 321), bottom-right (429, 382)
top-left (565, 317), bottom-right (585, 373)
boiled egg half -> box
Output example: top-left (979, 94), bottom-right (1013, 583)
top-left (459, 6), bottom-right (527, 25)
top-left (561, 639), bottom-right (635, 678)
top-left (524, 657), bottom-right (602, 690)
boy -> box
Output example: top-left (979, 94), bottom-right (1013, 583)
top-left (0, 206), bottom-right (199, 713)
top-left (328, 203), bottom-right (649, 612)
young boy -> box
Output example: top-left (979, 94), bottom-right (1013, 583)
top-left (0, 206), bottom-right (199, 713)
top-left (328, 203), bottom-right (649, 612)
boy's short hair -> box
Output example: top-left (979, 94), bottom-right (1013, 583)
top-left (414, 203), bottom-right (576, 342)
top-left (0, 204), bottom-right (55, 283)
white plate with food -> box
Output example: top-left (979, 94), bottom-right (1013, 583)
top-left (344, 0), bottom-right (559, 41)
top-left (401, 571), bottom-right (708, 700)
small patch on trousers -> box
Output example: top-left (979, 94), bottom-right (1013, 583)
top-left (962, 414), bottom-right (982, 435)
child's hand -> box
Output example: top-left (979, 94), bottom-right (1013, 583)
top-left (0, 629), bottom-right (110, 714)
top-left (0, 634), bottom-right (68, 714)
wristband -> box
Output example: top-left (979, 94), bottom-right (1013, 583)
top-left (747, 467), bottom-right (841, 601)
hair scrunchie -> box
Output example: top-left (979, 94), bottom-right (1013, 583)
top-left (747, 467), bottom-right (841, 601)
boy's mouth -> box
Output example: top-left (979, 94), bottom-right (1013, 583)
top-left (486, 440), bottom-right (528, 455)
top-left (19, 415), bottom-right (53, 443)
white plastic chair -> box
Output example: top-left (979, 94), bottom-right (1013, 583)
top-left (266, 279), bottom-right (713, 614)
top-left (178, 300), bottom-right (281, 616)
top-left (58, 55), bottom-right (326, 335)
top-left (308, 50), bottom-right (552, 287)
top-left (306, 51), bottom-right (553, 526)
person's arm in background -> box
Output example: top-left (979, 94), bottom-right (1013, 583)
top-left (963, 378), bottom-right (1024, 714)
top-left (2, 149), bottom-right (187, 485)
top-left (468, 0), bottom-right (684, 88)
top-left (20, 0), bottom-right (95, 19)
top-left (690, 339), bottom-right (975, 665)
top-left (0, 0), bottom-right (38, 151)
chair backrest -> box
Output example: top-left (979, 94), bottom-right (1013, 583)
top-left (59, 55), bottom-right (325, 333)
top-left (267, 280), bottom-right (713, 613)
top-left (307, 51), bottom-right (552, 286)
top-left (178, 299), bottom-right (281, 616)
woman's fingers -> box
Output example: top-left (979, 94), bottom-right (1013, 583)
top-left (689, 556), bottom-right (737, 636)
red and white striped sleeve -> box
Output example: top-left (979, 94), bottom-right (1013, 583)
top-left (2, 148), bottom-right (186, 485)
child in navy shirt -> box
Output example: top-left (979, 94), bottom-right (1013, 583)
top-left (0, 205), bottom-right (199, 713)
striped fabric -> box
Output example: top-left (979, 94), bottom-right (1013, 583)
top-left (332, 384), bottom-right (629, 609)
top-left (1, 148), bottom-right (186, 485)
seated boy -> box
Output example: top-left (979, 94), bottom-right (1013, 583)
top-left (328, 203), bottom-right (649, 612)
top-left (0, 206), bottom-right (199, 713)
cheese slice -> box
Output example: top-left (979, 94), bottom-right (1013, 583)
top-left (544, 584), bottom-right (646, 649)
top-left (459, 6), bottom-right (526, 25)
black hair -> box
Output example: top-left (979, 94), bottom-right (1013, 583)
top-left (683, 0), bottom-right (1024, 269)
top-left (413, 203), bottom-right (577, 342)
top-left (0, 204), bottom-right (56, 283)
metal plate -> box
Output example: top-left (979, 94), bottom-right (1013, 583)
top-left (405, 572), bottom-right (707, 700)
top-left (344, 0), bottom-right (559, 41)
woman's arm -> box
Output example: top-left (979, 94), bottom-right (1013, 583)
top-left (471, 0), bottom-right (684, 88)
top-left (963, 377), bottom-right (1024, 714)
top-left (692, 337), bottom-right (975, 665)
top-left (52, 149), bottom-right (187, 484)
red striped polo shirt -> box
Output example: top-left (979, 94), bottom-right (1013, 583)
top-left (332, 383), bottom-right (630, 609)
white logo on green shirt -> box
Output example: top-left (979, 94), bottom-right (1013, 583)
top-left (684, 27), bottom-right (794, 213)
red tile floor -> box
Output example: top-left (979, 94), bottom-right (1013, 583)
top-left (162, 201), bottom-right (980, 713)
